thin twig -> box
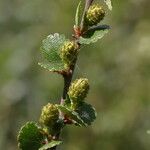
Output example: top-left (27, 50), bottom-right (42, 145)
top-left (50, 62), bottom-right (77, 150)
top-left (50, 1), bottom-right (93, 149)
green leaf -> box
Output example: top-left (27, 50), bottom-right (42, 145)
top-left (82, 25), bottom-right (110, 38)
top-left (38, 62), bottom-right (64, 72)
top-left (78, 28), bottom-right (109, 44)
top-left (77, 103), bottom-right (97, 125)
top-left (63, 94), bottom-right (71, 107)
top-left (41, 33), bottom-right (67, 63)
top-left (104, 0), bottom-right (113, 10)
top-left (56, 105), bottom-right (87, 127)
top-left (39, 141), bottom-right (62, 150)
top-left (17, 122), bottom-right (45, 150)
top-left (75, 1), bottom-right (82, 27)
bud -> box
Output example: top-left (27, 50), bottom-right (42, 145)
top-left (85, 4), bottom-right (105, 26)
top-left (68, 78), bottom-right (89, 109)
top-left (39, 103), bottom-right (59, 127)
top-left (60, 41), bottom-right (79, 69)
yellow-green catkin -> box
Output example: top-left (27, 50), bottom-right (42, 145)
top-left (60, 41), bottom-right (79, 69)
top-left (68, 78), bottom-right (89, 109)
top-left (39, 103), bottom-right (59, 127)
top-left (85, 4), bottom-right (105, 26)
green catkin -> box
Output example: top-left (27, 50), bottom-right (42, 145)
top-left (85, 4), bottom-right (105, 26)
top-left (60, 41), bottom-right (79, 69)
top-left (39, 103), bottom-right (59, 127)
top-left (68, 78), bottom-right (90, 109)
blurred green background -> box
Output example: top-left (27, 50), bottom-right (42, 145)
top-left (0, 0), bottom-right (150, 149)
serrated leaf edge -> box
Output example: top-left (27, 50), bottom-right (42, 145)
top-left (17, 122), bottom-right (43, 150)
top-left (39, 141), bottom-right (62, 150)
top-left (56, 105), bottom-right (87, 127)
top-left (78, 103), bottom-right (97, 125)
top-left (41, 33), bottom-right (67, 63)
top-left (38, 62), bottom-right (65, 72)
top-left (78, 29), bottom-right (109, 44)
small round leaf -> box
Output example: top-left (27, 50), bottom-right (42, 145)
top-left (77, 103), bottom-right (97, 125)
top-left (17, 122), bottom-right (44, 150)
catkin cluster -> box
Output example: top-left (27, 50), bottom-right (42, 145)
top-left (68, 78), bottom-right (90, 109)
top-left (60, 41), bottom-right (79, 69)
top-left (39, 103), bottom-right (59, 127)
top-left (85, 4), bottom-right (105, 26)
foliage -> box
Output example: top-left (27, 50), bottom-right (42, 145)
top-left (41, 33), bottom-right (67, 63)
top-left (17, 122), bottom-right (44, 150)
top-left (17, 0), bottom-right (112, 149)
top-left (1, 0), bottom-right (150, 150)
top-left (78, 28), bottom-right (109, 44)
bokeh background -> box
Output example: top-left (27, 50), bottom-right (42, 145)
top-left (0, 0), bottom-right (150, 149)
